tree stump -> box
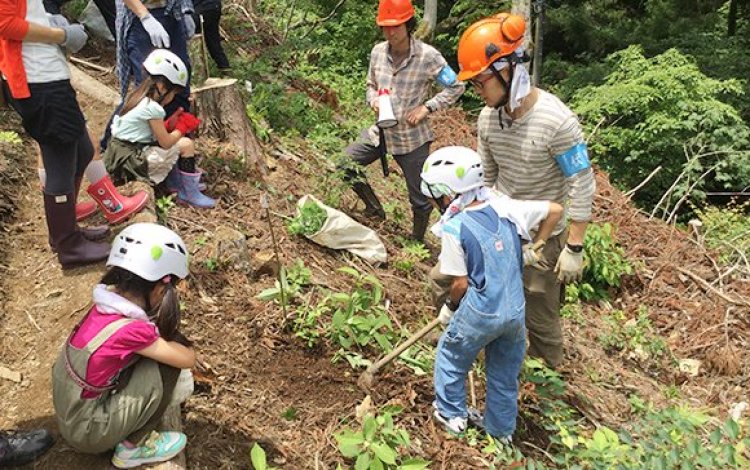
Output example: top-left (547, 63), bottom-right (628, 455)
top-left (192, 78), bottom-right (267, 176)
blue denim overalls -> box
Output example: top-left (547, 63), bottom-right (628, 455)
top-left (433, 211), bottom-right (527, 438)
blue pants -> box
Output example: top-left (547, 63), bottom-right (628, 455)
top-left (101, 8), bottom-right (191, 149)
top-left (434, 312), bottom-right (526, 438)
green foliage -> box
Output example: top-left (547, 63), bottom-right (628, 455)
top-left (291, 291), bottom-right (330, 347)
top-left (597, 307), bottom-right (668, 362)
top-left (155, 195), bottom-right (175, 223)
top-left (328, 267), bottom-right (396, 364)
top-left (567, 223), bottom-right (633, 302)
top-left (0, 131), bottom-right (21, 145)
top-left (694, 201), bottom-right (750, 266)
top-left (250, 443), bottom-right (280, 470)
top-left (334, 409), bottom-right (430, 470)
top-left (571, 46), bottom-right (750, 212)
top-left (393, 242), bottom-right (431, 274)
top-left (555, 408), bottom-right (750, 469)
top-left (256, 259), bottom-right (311, 303)
top-left (287, 199), bottom-right (328, 236)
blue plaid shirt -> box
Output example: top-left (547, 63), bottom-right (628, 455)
top-left (115, 0), bottom-right (194, 98)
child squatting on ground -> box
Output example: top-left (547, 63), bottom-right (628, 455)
top-left (102, 49), bottom-right (216, 209)
top-left (420, 146), bottom-right (563, 442)
top-left (52, 223), bottom-right (196, 469)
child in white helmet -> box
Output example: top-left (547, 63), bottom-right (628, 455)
top-left (102, 49), bottom-right (216, 209)
top-left (421, 146), bottom-right (563, 443)
top-left (52, 223), bottom-right (195, 468)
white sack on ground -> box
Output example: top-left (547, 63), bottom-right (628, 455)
top-left (298, 195), bottom-right (387, 264)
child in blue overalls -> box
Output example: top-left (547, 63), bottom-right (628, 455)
top-left (420, 146), bottom-right (563, 442)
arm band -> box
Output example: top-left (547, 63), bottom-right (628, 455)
top-left (554, 142), bottom-right (591, 177)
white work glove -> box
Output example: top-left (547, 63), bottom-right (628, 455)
top-left (61, 24), bottom-right (88, 54)
top-left (522, 240), bottom-right (546, 267)
top-left (47, 13), bottom-right (70, 29)
top-left (140, 13), bottom-right (171, 48)
top-left (438, 304), bottom-right (454, 325)
top-left (183, 15), bottom-right (196, 39)
top-left (555, 245), bottom-right (585, 283)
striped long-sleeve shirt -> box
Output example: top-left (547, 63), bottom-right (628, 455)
top-left (365, 37), bottom-right (465, 155)
top-left (477, 89), bottom-right (596, 235)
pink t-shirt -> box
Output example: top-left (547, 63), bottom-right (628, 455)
top-left (70, 306), bottom-right (160, 399)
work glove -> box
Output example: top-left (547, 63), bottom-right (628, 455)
top-left (140, 13), bottom-right (171, 48)
top-left (522, 240), bottom-right (546, 268)
top-left (61, 24), bottom-right (88, 54)
top-left (164, 107), bottom-right (185, 132)
top-left (174, 112), bottom-right (201, 136)
top-left (183, 15), bottom-right (196, 39)
top-left (47, 13), bottom-right (70, 29)
top-left (555, 245), bottom-right (585, 284)
top-left (438, 304), bottom-right (454, 326)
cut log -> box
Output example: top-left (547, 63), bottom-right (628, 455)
top-left (192, 78), bottom-right (267, 175)
top-left (67, 61), bottom-right (120, 107)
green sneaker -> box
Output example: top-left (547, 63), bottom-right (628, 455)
top-left (111, 431), bottom-right (186, 469)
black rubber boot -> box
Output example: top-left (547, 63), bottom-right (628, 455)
top-left (0, 429), bottom-right (54, 467)
top-left (411, 209), bottom-right (432, 242)
top-left (352, 181), bottom-right (386, 220)
top-left (43, 192), bottom-right (110, 269)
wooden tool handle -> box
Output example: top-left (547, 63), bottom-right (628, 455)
top-left (371, 317), bottom-right (441, 371)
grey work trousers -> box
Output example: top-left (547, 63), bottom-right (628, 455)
top-left (429, 231), bottom-right (566, 368)
top-left (344, 129), bottom-right (433, 215)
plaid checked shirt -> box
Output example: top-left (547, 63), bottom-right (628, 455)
top-left (115, 0), bottom-right (193, 98)
top-left (365, 37), bottom-right (465, 155)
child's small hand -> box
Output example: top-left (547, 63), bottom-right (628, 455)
top-left (164, 107), bottom-right (185, 132)
top-left (174, 112), bottom-right (202, 136)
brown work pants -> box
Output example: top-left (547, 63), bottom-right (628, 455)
top-left (429, 231), bottom-right (566, 368)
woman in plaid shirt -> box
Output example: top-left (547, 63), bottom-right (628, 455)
top-left (342, 0), bottom-right (465, 243)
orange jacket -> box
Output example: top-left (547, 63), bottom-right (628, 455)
top-left (0, 0), bottom-right (32, 99)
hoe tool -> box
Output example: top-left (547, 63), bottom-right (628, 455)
top-left (358, 317), bottom-right (441, 390)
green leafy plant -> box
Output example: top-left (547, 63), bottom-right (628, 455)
top-left (155, 195), bottom-right (175, 222)
top-left (393, 242), bottom-right (431, 274)
top-left (292, 293), bottom-right (331, 347)
top-left (694, 201), bottom-right (750, 266)
top-left (573, 222), bottom-right (633, 301)
top-left (334, 409), bottom-right (430, 470)
top-left (250, 442), bottom-right (280, 470)
top-left (256, 259), bottom-right (312, 303)
top-left (328, 267), bottom-right (396, 365)
top-left (0, 131), bottom-right (21, 145)
top-left (204, 258), bottom-right (219, 272)
top-left (597, 306), bottom-right (668, 362)
top-left (287, 199), bottom-right (328, 236)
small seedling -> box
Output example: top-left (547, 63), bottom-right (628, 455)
top-left (287, 199), bottom-right (327, 236)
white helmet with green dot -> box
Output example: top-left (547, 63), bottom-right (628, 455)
top-left (143, 49), bottom-right (189, 88)
top-left (420, 146), bottom-right (485, 199)
top-left (107, 223), bottom-right (189, 281)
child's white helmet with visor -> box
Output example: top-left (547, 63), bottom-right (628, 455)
top-left (143, 49), bottom-right (189, 88)
top-left (420, 146), bottom-right (485, 199)
top-left (107, 223), bottom-right (189, 281)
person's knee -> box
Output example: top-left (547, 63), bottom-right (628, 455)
top-left (177, 137), bottom-right (194, 155)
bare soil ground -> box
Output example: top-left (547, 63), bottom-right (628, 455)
top-left (1, 54), bottom-right (748, 470)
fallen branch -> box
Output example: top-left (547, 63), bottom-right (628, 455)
top-left (68, 56), bottom-right (111, 73)
top-left (676, 267), bottom-right (750, 308)
top-left (624, 166), bottom-right (661, 198)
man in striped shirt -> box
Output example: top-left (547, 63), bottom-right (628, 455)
top-left (433, 14), bottom-right (596, 368)
top-left (342, 0), bottom-right (465, 242)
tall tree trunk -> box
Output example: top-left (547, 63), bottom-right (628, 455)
top-left (728, 0), bottom-right (738, 36)
top-left (416, 0), bottom-right (437, 41)
top-left (512, 0), bottom-right (533, 50)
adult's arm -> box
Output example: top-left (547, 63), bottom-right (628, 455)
top-left (552, 116), bottom-right (596, 245)
top-left (365, 48), bottom-right (379, 109)
top-left (424, 49), bottom-right (465, 112)
top-left (123, 0), bottom-right (148, 18)
top-left (449, 275), bottom-right (469, 306)
top-left (0, 0), bottom-right (65, 43)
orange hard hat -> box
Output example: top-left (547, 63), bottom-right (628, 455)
top-left (376, 0), bottom-right (415, 27)
top-left (456, 13), bottom-right (526, 81)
